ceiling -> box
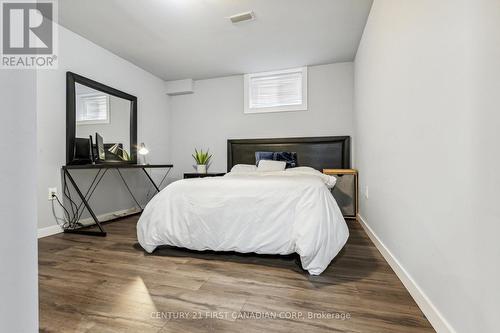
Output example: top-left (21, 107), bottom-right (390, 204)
top-left (58, 0), bottom-right (373, 81)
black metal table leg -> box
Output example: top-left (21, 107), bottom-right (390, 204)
top-left (60, 165), bottom-right (172, 237)
top-left (116, 168), bottom-right (143, 212)
top-left (63, 168), bottom-right (107, 237)
top-left (74, 169), bottom-right (108, 225)
top-left (142, 168), bottom-right (160, 193)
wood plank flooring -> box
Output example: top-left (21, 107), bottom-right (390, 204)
top-left (39, 216), bottom-right (434, 333)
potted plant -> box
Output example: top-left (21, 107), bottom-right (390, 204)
top-left (192, 148), bottom-right (212, 174)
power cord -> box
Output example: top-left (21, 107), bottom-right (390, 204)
top-left (51, 193), bottom-right (78, 229)
top-left (51, 200), bottom-right (69, 229)
top-left (63, 180), bottom-right (79, 220)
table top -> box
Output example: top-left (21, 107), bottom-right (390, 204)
top-left (184, 172), bottom-right (225, 175)
top-left (63, 163), bottom-right (173, 170)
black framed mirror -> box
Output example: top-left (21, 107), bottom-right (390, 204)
top-left (66, 72), bottom-right (137, 165)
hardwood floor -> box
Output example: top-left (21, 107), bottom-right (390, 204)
top-left (39, 216), bottom-right (434, 333)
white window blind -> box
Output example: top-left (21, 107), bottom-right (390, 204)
top-left (76, 94), bottom-right (110, 124)
top-left (244, 67), bottom-right (307, 113)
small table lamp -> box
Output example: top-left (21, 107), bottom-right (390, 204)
top-left (138, 142), bottom-right (149, 164)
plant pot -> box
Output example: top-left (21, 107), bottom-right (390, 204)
top-left (197, 164), bottom-right (207, 174)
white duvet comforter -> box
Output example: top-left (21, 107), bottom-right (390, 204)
top-left (137, 168), bottom-right (349, 275)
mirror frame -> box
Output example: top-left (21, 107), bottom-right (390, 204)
top-left (66, 71), bottom-right (138, 165)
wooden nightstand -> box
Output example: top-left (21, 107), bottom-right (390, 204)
top-left (184, 172), bottom-right (226, 179)
top-left (323, 169), bottom-right (358, 220)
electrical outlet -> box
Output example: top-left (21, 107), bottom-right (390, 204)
top-left (48, 187), bottom-right (57, 200)
top-left (364, 186), bottom-right (369, 199)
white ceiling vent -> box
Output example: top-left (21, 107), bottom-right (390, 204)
top-left (229, 11), bottom-right (255, 24)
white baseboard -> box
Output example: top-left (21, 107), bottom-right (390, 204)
top-left (38, 207), bottom-right (141, 239)
top-left (37, 224), bottom-right (63, 238)
top-left (357, 214), bottom-right (456, 333)
top-left (77, 207), bottom-right (141, 226)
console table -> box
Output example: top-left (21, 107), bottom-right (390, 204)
top-left (61, 164), bottom-right (173, 237)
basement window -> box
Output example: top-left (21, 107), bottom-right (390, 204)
top-left (244, 67), bottom-right (308, 114)
top-left (76, 93), bottom-right (110, 125)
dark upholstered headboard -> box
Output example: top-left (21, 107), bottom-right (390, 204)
top-left (227, 136), bottom-right (351, 172)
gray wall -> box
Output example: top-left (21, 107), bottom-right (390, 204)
top-left (169, 62), bottom-right (354, 179)
top-left (354, 0), bottom-right (499, 332)
top-left (0, 72), bottom-right (38, 331)
top-left (37, 25), bottom-right (171, 230)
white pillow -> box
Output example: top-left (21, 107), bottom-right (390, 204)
top-left (230, 164), bottom-right (257, 173)
top-left (257, 160), bottom-right (286, 172)
top-left (285, 166), bottom-right (318, 175)
top-left (285, 167), bottom-right (337, 188)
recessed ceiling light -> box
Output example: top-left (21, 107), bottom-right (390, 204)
top-left (229, 11), bottom-right (255, 24)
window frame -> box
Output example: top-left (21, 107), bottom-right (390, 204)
top-left (243, 66), bottom-right (308, 114)
top-left (76, 92), bottom-right (110, 125)
top-left (75, 93), bottom-right (111, 125)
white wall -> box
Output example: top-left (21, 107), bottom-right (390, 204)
top-left (467, 0), bottom-right (500, 330)
top-left (0, 72), bottom-right (38, 331)
top-left (169, 62), bottom-right (354, 179)
top-left (354, 1), bottom-right (499, 332)
top-left (37, 25), bottom-right (170, 230)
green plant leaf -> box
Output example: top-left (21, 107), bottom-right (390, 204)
top-left (192, 148), bottom-right (213, 164)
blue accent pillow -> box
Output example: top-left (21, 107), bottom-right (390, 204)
top-left (255, 151), bottom-right (274, 166)
top-left (273, 152), bottom-right (298, 168)
top-left (255, 151), bottom-right (298, 168)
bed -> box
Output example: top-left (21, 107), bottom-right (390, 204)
top-left (137, 136), bottom-right (350, 275)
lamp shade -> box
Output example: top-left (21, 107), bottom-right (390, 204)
top-left (138, 143), bottom-right (149, 155)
